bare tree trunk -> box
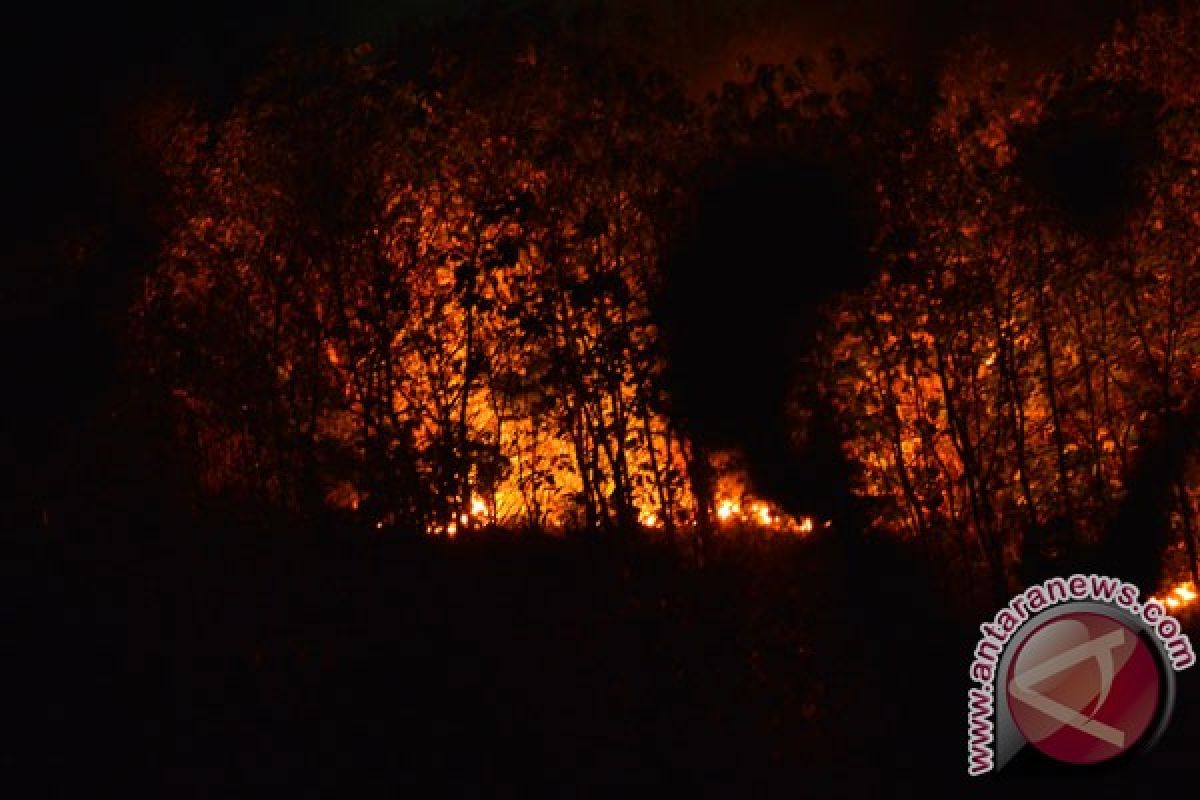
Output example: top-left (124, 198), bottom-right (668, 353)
top-left (641, 405), bottom-right (674, 535)
top-left (1175, 479), bottom-right (1199, 585)
top-left (1032, 231), bottom-right (1075, 537)
top-left (686, 439), bottom-right (715, 564)
top-left (933, 342), bottom-right (1007, 601)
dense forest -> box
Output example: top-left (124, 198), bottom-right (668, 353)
top-left (114, 6), bottom-right (1200, 597)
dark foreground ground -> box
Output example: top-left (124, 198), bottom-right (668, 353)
top-left (12, 517), bottom-right (1200, 797)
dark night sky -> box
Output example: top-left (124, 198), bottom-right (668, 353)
top-left (2, 0), bottom-right (1144, 306)
top-left (12, 0), bottom-right (1141, 107)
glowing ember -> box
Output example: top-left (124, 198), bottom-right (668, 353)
top-left (711, 495), bottom-right (813, 534)
top-left (1149, 582), bottom-right (1197, 612)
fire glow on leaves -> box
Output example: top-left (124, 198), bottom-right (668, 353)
top-left (136, 7), bottom-right (1199, 586)
top-left (141, 47), bottom-right (807, 536)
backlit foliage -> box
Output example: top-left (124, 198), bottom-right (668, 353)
top-left (135, 8), bottom-right (1198, 592)
top-left (138, 45), bottom-right (803, 534)
top-left (830, 8), bottom-right (1200, 592)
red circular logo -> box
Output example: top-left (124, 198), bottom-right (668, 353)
top-left (1006, 612), bottom-right (1162, 765)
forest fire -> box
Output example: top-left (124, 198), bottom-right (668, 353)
top-left (119, 3), bottom-right (1197, 596)
top-left (422, 494), bottom-right (494, 535)
top-left (18, 1), bottom-right (1200, 795)
top-left (713, 497), bottom-right (814, 534)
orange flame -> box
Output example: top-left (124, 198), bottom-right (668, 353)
top-left (1149, 581), bottom-right (1197, 612)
